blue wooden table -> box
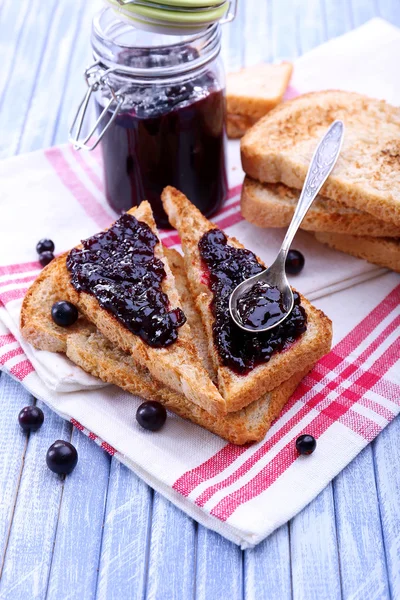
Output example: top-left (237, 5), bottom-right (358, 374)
top-left (1, 1), bottom-right (400, 598)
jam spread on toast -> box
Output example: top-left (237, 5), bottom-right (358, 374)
top-left (67, 213), bottom-right (186, 348)
top-left (198, 229), bottom-right (307, 374)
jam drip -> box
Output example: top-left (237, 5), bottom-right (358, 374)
top-left (66, 214), bottom-right (186, 348)
top-left (198, 229), bottom-right (307, 374)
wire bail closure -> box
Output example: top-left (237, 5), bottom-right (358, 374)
top-left (220, 0), bottom-right (237, 25)
top-left (69, 61), bottom-right (124, 151)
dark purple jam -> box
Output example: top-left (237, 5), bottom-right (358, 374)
top-left (66, 213), bottom-right (186, 348)
top-left (198, 229), bottom-right (308, 374)
top-left (237, 283), bottom-right (288, 330)
top-left (96, 73), bottom-right (227, 228)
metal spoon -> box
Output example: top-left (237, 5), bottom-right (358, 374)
top-left (229, 119), bottom-right (344, 333)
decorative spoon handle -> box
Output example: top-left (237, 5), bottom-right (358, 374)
top-left (229, 120), bottom-right (345, 333)
top-left (278, 120), bottom-right (344, 261)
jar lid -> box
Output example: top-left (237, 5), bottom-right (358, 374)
top-left (106, 0), bottom-right (236, 35)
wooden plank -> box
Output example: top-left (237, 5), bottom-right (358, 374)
top-left (0, 0), bottom-right (31, 103)
top-left (350, 0), bottom-right (379, 26)
top-left (377, 0), bottom-right (400, 26)
top-left (221, 0), bottom-right (246, 71)
top-left (0, 375), bottom-right (32, 571)
top-left (0, 0), bottom-right (58, 159)
top-left (333, 445), bottom-right (390, 600)
top-left (17, 0), bottom-right (87, 154)
top-left (50, 0), bottom-right (103, 147)
top-left (95, 459), bottom-right (153, 600)
top-left (195, 526), bottom-right (243, 600)
top-left (270, 0), bottom-right (299, 60)
top-left (294, 0), bottom-right (326, 54)
top-left (243, 0), bottom-right (272, 66)
top-left (373, 417), bottom-right (400, 599)
top-left (244, 525), bottom-right (291, 600)
top-left (290, 484), bottom-right (341, 600)
top-left (146, 492), bottom-right (196, 600)
top-left (322, 0), bottom-right (353, 38)
top-left (51, 0), bottom-right (108, 147)
top-left (45, 427), bottom-right (111, 600)
top-left (0, 400), bottom-right (71, 600)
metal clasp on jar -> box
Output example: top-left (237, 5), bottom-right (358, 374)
top-left (220, 0), bottom-right (238, 25)
top-left (69, 61), bottom-right (125, 151)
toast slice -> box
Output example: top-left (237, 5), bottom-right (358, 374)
top-left (69, 328), bottom-right (312, 445)
top-left (161, 187), bottom-right (332, 413)
top-left (241, 90), bottom-right (400, 227)
top-left (227, 62), bottom-right (293, 120)
top-left (227, 113), bottom-right (259, 139)
top-left (21, 202), bottom-right (226, 417)
top-left (21, 247), bottom-right (314, 445)
top-left (314, 232), bottom-right (400, 273)
top-left (241, 177), bottom-right (400, 238)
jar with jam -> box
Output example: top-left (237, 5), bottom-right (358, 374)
top-left (71, 8), bottom-right (228, 228)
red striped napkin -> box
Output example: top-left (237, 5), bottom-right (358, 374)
top-left (0, 19), bottom-right (399, 547)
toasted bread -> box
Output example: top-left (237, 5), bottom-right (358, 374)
top-left (241, 177), bottom-right (400, 238)
top-left (227, 114), bottom-right (259, 139)
top-left (241, 90), bottom-right (400, 227)
top-left (21, 202), bottom-right (226, 417)
top-left (314, 232), bottom-right (400, 273)
top-left (227, 62), bottom-right (293, 120)
top-left (161, 187), bottom-right (332, 413)
top-left (20, 247), bottom-right (313, 444)
top-left (68, 328), bottom-right (312, 444)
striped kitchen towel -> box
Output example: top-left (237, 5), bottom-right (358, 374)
top-left (0, 18), bottom-right (399, 547)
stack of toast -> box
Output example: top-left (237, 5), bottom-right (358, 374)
top-left (21, 189), bottom-right (332, 445)
top-left (226, 63), bottom-right (293, 139)
top-left (241, 90), bottom-right (400, 272)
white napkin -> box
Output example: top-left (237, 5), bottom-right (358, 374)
top-left (291, 18), bottom-right (400, 103)
top-left (0, 19), bottom-right (399, 548)
top-left (1, 301), bottom-right (108, 392)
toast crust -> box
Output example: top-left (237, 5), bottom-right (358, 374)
top-left (314, 232), bottom-right (400, 273)
top-left (161, 186), bottom-right (332, 413)
top-left (21, 247), bottom-right (314, 445)
top-left (20, 254), bottom-right (94, 353)
top-left (241, 90), bottom-right (400, 227)
top-left (241, 177), bottom-right (400, 238)
top-left (21, 202), bottom-right (226, 417)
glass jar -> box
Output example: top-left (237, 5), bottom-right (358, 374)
top-left (74, 8), bottom-right (228, 228)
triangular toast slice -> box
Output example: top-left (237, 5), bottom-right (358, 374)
top-left (21, 248), bottom-right (314, 445)
top-left (241, 177), bottom-right (400, 238)
top-left (162, 187), bottom-right (332, 413)
top-left (23, 201), bottom-right (226, 416)
top-left (241, 90), bottom-right (400, 227)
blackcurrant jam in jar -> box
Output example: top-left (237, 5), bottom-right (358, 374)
top-left (73, 8), bottom-right (227, 228)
